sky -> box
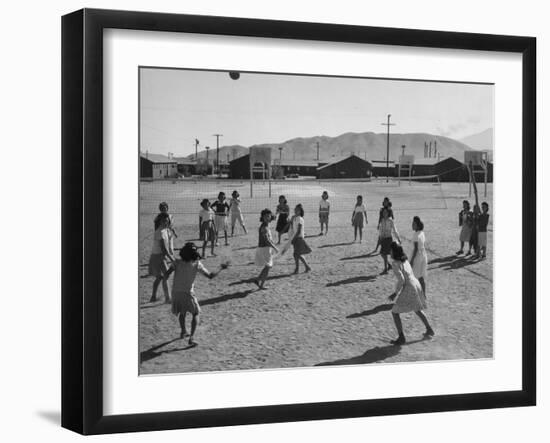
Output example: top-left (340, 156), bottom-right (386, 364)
top-left (140, 68), bottom-right (494, 157)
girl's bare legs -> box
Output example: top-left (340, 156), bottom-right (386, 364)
top-left (150, 277), bottom-right (162, 302)
top-left (178, 312), bottom-right (188, 338)
top-left (188, 314), bottom-right (200, 345)
top-left (359, 228), bottom-right (363, 243)
top-left (277, 232), bottom-right (282, 245)
top-left (299, 256), bottom-right (311, 272)
top-left (210, 239), bottom-right (215, 256)
top-left (457, 241), bottom-right (464, 254)
top-left (162, 276), bottom-right (171, 303)
top-left (231, 223), bottom-right (235, 237)
top-left (240, 220), bottom-right (247, 234)
top-left (256, 266), bottom-right (270, 288)
top-left (415, 311), bottom-right (434, 336)
top-left (419, 277), bottom-right (426, 296)
top-left (354, 225), bottom-right (358, 242)
top-left (381, 254), bottom-right (389, 274)
top-left (391, 313), bottom-right (406, 344)
top-left (293, 254), bottom-right (300, 273)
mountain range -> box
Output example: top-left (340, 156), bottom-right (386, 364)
top-left (184, 130), bottom-right (491, 164)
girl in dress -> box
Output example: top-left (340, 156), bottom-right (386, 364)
top-left (275, 195), bottom-right (290, 245)
top-left (171, 242), bottom-right (228, 345)
top-left (379, 207), bottom-right (401, 274)
top-left (148, 213), bottom-right (176, 303)
top-left (199, 199), bottom-right (216, 258)
top-left (373, 197), bottom-right (394, 253)
top-left (318, 191), bottom-right (330, 236)
top-left (478, 202), bottom-right (490, 259)
top-left (211, 192), bottom-right (230, 246)
top-left (387, 242), bottom-right (434, 345)
top-left (229, 190), bottom-right (247, 236)
top-left (289, 204), bottom-right (312, 274)
top-left (457, 200), bottom-right (473, 255)
top-left (410, 216), bottom-right (428, 296)
top-left (351, 195), bottom-right (368, 243)
top-left (253, 209), bottom-right (279, 289)
top-left (154, 202), bottom-right (177, 256)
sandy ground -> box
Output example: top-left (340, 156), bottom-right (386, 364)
top-left (139, 180), bottom-right (493, 374)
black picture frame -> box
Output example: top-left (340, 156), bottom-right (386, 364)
top-left (62, 8), bottom-right (536, 435)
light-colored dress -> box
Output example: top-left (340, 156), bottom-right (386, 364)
top-left (352, 203), bottom-right (367, 228)
top-left (171, 259), bottom-right (210, 315)
top-left (459, 210), bottom-right (473, 243)
top-left (319, 199), bottom-right (330, 223)
top-left (411, 230), bottom-right (428, 279)
top-left (391, 260), bottom-right (427, 314)
top-left (255, 224), bottom-right (274, 268)
top-left (148, 228), bottom-right (171, 277)
top-left (230, 197), bottom-right (244, 225)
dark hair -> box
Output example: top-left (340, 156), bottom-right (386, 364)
top-left (180, 242), bottom-right (201, 261)
top-left (322, 191), bottom-right (329, 199)
top-left (357, 195), bottom-right (363, 201)
top-left (159, 202), bottom-right (169, 212)
top-left (279, 195), bottom-right (287, 204)
top-left (295, 204), bottom-right (304, 217)
top-left (232, 190), bottom-right (239, 198)
top-left (463, 200), bottom-right (470, 209)
top-left (218, 192), bottom-right (226, 200)
top-left (260, 208), bottom-right (275, 222)
top-left (154, 212), bottom-right (170, 230)
top-left (200, 198), bottom-right (210, 208)
top-left (390, 241), bottom-right (407, 262)
top-left (481, 201), bottom-right (489, 210)
top-left (413, 216), bottom-right (424, 231)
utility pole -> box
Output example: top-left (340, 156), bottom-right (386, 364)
top-left (278, 146), bottom-right (283, 164)
top-left (401, 144), bottom-right (406, 157)
top-left (194, 138), bottom-right (199, 160)
top-left (316, 141), bottom-right (320, 161)
top-left (381, 114), bottom-right (396, 183)
top-left (205, 146), bottom-right (210, 174)
top-left (213, 134), bottom-right (223, 175)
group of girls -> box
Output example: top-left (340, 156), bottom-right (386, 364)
top-left (198, 190), bottom-right (248, 258)
top-left (457, 200), bottom-right (490, 259)
top-left (147, 193), bottom-right (435, 346)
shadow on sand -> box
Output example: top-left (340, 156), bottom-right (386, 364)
top-left (140, 338), bottom-right (198, 363)
top-left (228, 273), bottom-right (295, 287)
top-left (429, 254), bottom-right (482, 271)
top-left (340, 252), bottom-right (378, 261)
top-left (347, 303), bottom-right (393, 318)
top-left (201, 289), bottom-right (256, 306)
top-left (315, 338), bottom-right (428, 366)
top-left (326, 275), bottom-right (377, 287)
top-left (318, 241), bottom-right (355, 249)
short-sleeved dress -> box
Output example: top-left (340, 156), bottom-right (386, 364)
top-left (391, 260), bottom-right (427, 314)
top-left (276, 203), bottom-right (290, 233)
top-left (319, 199), bottom-right (330, 223)
top-left (255, 224), bottom-right (274, 268)
top-left (352, 203), bottom-right (367, 228)
top-left (199, 207), bottom-right (216, 241)
top-left (411, 230), bottom-right (428, 279)
top-left (148, 228), bottom-right (172, 277)
top-left (229, 197), bottom-right (245, 225)
top-left (171, 259), bottom-right (209, 316)
top-left (290, 216), bottom-right (312, 256)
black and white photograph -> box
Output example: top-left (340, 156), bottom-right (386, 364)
top-left (138, 67), bottom-right (494, 375)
